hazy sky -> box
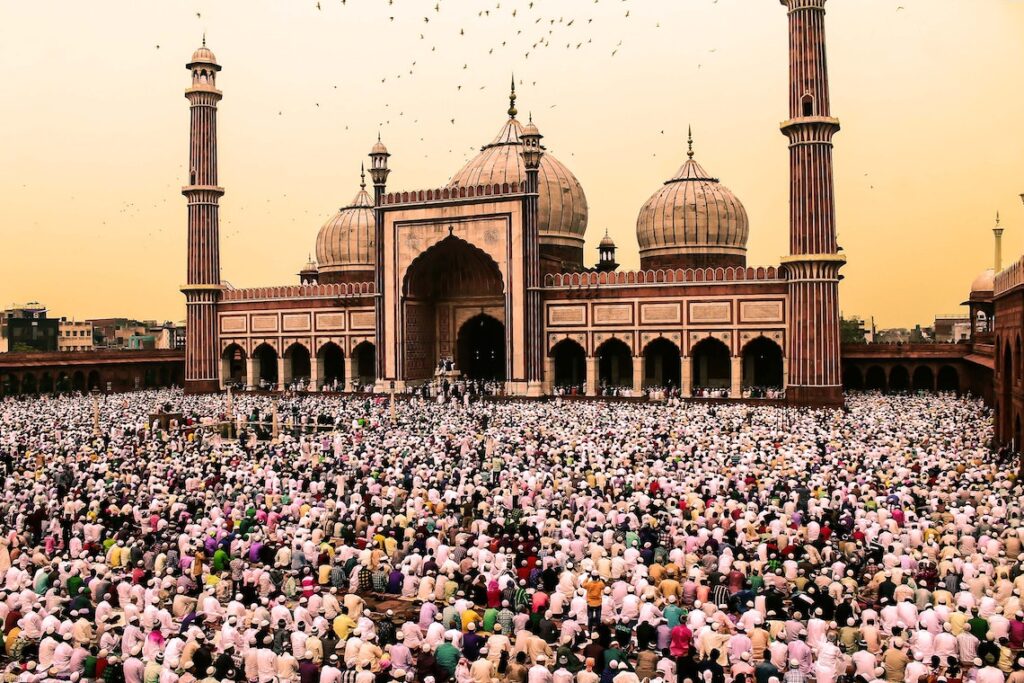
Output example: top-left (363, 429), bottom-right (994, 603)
top-left (2, 0), bottom-right (1023, 327)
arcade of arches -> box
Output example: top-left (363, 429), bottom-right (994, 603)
top-left (401, 236), bottom-right (506, 383)
top-left (220, 341), bottom-right (377, 391)
top-left (842, 362), bottom-right (963, 394)
top-left (0, 352), bottom-right (182, 396)
top-left (545, 335), bottom-right (785, 396)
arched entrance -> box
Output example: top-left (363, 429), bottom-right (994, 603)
top-left (87, 371), bottom-right (100, 390)
top-left (285, 343), bottom-right (312, 387)
top-left (457, 314), bottom-right (506, 381)
top-left (691, 337), bottom-right (731, 391)
top-left (22, 373), bottom-right (37, 394)
top-left (843, 366), bottom-right (864, 391)
top-left (39, 373), bottom-right (54, 394)
top-left (2, 374), bottom-right (19, 396)
top-left (221, 344), bottom-right (246, 387)
top-left (865, 366), bottom-right (885, 391)
top-left (72, 371), bottom-right (85, 392)
top-left (643, 338), bottom-right (681, 389)
top-left (402, 236), bottom-right (505, 382)
top-left (889, 365), bottom-right (910, 392)
top-left (912, 366), bottom-right (934, 392)
top-left (56, 372), bottom-right (70, 392)
top-left (937, 365), bottom-right (959, 393)
top-left (597, 338), bottom-right (633, 388)
top-left (741, 337), bottom-right (784, 390)
top-left (551, 339), bottom-right (586, 390)
top-left (353, 342), bottom-right (376, 388)
top-left (318, 342), bottom-right (345, 390)
top-left (253, 344), bottom-right (279, 388)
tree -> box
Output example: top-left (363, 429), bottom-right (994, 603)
top-left (841, 317), bottom-right (867, 344)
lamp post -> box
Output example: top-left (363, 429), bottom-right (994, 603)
top-left (271, 398), bottom-right (279, 441)
top-left (389, 380), bottom-right (396, 423)
top-left (226, 386), bottom-right (234, 440)
top-left (90, 388), bottom-right (101, 437)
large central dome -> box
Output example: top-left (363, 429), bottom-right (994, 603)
top-left (448, 91), bottom-right (588, 273)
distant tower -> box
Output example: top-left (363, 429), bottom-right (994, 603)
top-left (597, 230), bottom-right (619, 273)
top-left (368, 136), bottom-right (390, 387)
top-left (994, 212), bottom-right (1004, 272)
top-left (780, 0), bottom-right (845, 406)
top-left (181, 39), bottom-right (224, 394)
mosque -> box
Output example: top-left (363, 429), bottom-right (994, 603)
top-left (182, 0), bottom-right (846, 406)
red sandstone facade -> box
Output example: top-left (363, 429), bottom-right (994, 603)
top-left (182, 3), bottom-right (848, 406)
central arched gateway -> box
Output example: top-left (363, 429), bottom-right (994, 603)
top-left (401, 236), bottom-right (506, 383)
top-left (457, 314), bottom-right (506, 381)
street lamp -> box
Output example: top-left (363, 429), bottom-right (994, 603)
top-left (90, 388), bottom-right (101, 437)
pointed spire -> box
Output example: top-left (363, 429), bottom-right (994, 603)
top-left (508, 74), bottom-right (518, 119)
top-left (687, 125), bottom-right (694, 159)
top-left (996, 211), bottom-right (1001, 227)
top-left (202, 32), bottom-right (206, 47)
top-left (360, 163), bottom-right (366, 189)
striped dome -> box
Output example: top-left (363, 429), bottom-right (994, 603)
top-left (315, 176), bottom-right (374, 278)
top-left (448, 117), bottom-right (588, 247)
top-left (636, 142), bottom-right (748, 268)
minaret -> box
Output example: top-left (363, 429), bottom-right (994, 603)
top-left (181, 39), bottom-right (225, 394)
top-left (368, 136), bottom-right (390, 388)
top-left (520, 112), bottom-right (544, 395)
top-left (779, 0), bottom-right (845, 407)
top-left (994, 212), bottom-right (1004, 272)
top-left (597, 229), bottom-right (619, 273)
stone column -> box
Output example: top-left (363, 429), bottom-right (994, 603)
top-left (681, 356), bottom-right (692, 398)
top-left (310, 356), bottom-right (322, 392)
top-left (246, 358), bottom-right (257, 391)
top-left (782, 356), bottom-right (789, 396)
top-left (586, 356), bottom-right (598, 397)
top-left (345, 355), bottom-right (357, 391)
top-left (731, 355), bottom-right (742, 398)
top-left (277, 356), bottom-right (289, 391)
top-left (544, 357), bottom-right (555, 395)
top-left (633, 355), bottom-right (644, 395)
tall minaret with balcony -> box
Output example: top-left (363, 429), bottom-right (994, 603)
top-left (182, 39), bottom-right (225, 393)
top-left (780, 0), bottom-right (845, 406)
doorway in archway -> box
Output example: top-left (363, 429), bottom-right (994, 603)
top-left (457, 314), bottom-right (506, 381)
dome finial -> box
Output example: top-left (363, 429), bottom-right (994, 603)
top-left (508, 73), bottom-right (517, 119)
top-left (360, 163), bottom-right (366, 190)
top-left (202, 32), bottom-right (206, 48)
top-left (687, 125), bottom-right (694, 160)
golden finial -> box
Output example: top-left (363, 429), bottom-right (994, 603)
top-left (687, 125), bottom-right (694, 159)
top-left (508, 74), bottom-right (517, 119)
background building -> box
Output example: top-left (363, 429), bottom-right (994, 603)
top-left (0, 304), bottom-right (58, 353)
top-left (58, 318), bottom-right (94, 352)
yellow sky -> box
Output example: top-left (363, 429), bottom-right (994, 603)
top-left (2, 0), bottom-right (1023, 328)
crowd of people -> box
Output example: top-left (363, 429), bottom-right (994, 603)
top-left (0, 388), bottom-right (1019, 683)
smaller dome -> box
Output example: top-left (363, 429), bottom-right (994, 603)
top-left (521, 119), bottom-right (541, 138)
top-left (370, 138), bottom-right (389, 156)
top-left (300, 256), bottom-right (318, 274)
top-left (189, 45), bottom-right (218, 66)
top-left (971, 268), bottom-right (995, 295)
top-left (599, 231), bottom-right (616, 249)
top-left (315, 171), bottom-right (375, 281)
